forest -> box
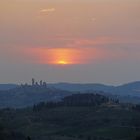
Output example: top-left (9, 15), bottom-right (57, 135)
top-left (0, 93), bottom-right (140, 140)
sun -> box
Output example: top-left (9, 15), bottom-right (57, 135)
top-left (57, 60), bottom-right (68, 65)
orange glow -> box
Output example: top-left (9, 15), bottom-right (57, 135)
top-left (57, 60), bottom-right (68, 65)
top-left (23, 46), bottom-right (105, 65)
top-left (25, 47), bottom-right (81, 65)
top-left (49, 48), bottom-right (75, 65)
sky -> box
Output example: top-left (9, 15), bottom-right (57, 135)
top-left (0, 0), bottom-right (140, 85)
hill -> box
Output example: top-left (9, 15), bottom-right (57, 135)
top-left (0, 84), bottom-right (17, 90)
top-left (0, 85), bottom-right (72, 108)
top-left (2, 81), bottom-right (140, 97)
top-left (47, 82), bottom-right (140, 103)
top-left (0, 94), bottom-right (139, 140)
top-left (1, 81), bottom-right (140, 108)
top-left (47, 82), bottom-right (140, 96)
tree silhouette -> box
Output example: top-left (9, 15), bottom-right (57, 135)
top-left (27, 136), bottom-right (31, 140)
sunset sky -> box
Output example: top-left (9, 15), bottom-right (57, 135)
top-left (0, 0), bottom-right (140, 84)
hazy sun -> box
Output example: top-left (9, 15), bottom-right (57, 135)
top-left (57, 60), bottom-right (68, 65)
top-left (28, 47), bottom-right (91, 65)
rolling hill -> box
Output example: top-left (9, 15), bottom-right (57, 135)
top-left (0, 81), bottom-right (140, 108)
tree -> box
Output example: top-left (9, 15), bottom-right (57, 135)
top-left (27, 136), bottom-right (31, 140)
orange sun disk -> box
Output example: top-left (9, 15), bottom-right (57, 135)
top-left (57, 60), bottom-right (68, 65)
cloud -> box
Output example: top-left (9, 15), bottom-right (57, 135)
top-left (40, 8), bottom-right (56, 15)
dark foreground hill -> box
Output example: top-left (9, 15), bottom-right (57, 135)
top-left (0, 94), bottom-right (140, 140)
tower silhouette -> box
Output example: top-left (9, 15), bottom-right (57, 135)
top-left (32, 78), bottom-right (35, 86)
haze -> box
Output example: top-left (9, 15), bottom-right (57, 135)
top-left (0, 0), bottom-right (140, 85)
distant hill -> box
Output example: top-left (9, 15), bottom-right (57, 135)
top-left (0, 85), bottom-right (73, 108)
top-left (47, 83), bottom-right (114, 92)
top-left (0, 84), bottom-right (18, 90)
top-left (1, 81), bottom-right (140, 96)
top-left (47, 81), bottom-right (140, 97)
top-left (0, 81), bottom-right (140, 108)
top-left (47, 82), bottom-right (140, 104)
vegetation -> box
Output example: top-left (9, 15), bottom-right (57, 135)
top-left (0, 93), bottom-right (140, 140)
